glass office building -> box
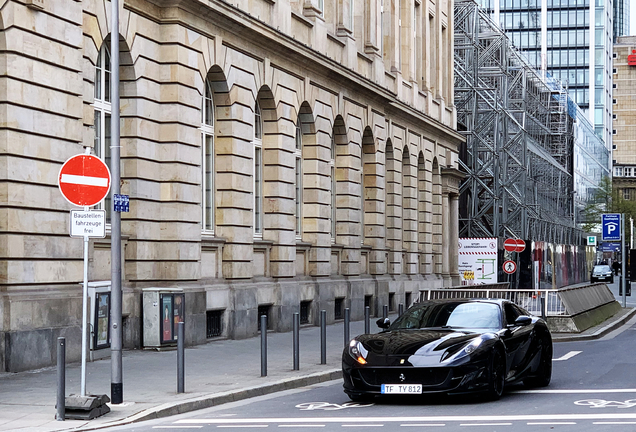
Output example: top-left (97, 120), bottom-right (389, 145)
top-left (477, 0), bottom-right (614, 148)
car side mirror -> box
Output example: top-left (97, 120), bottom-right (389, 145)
top-left (376, 317), bottom-right (391, 329)
top-left (514, 315), bottom-right (532, 326)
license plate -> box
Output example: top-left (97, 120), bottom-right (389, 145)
top-left (381, 384), bottom-right (423, 394)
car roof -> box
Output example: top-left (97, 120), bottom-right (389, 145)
top-left (418, 298), bottom-right (507, 306)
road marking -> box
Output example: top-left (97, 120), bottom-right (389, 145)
top-left (400, 425), bottom-right (446, 427)
top-left (342, 425), bottom-right (383, 427)
top-left (553, 351), bottom-right (582, 361)
top-left (152, 427), bottom-right (203, 430)
top-left (513, 389), bottom-right (636, 394)
top-left (594, 422), bottom-right (636, 425)
top-left (527, 423), bottom-right (576, 425)
top-left (217, 426), bottom-right (268, 429)
top-left (278, 426), bottom-right (325, 428)
top-left (460, 424), bottom-right (512, 427)
top-left (177, 413), bottom-right (636, 425)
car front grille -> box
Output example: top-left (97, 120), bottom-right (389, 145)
top-left (359, 367), bottom-right (450, 386)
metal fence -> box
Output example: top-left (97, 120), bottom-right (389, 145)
top-left (418, 288), bottom-right (567, 317)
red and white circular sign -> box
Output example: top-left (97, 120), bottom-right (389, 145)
top-left (58, 154), bottom-right (111, 207)
top-left (503, 238), bottom-right (525, 252)
top-left (503, 260), bottom-right (517, 274)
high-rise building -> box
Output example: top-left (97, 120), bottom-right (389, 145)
top-left (611, 36), bottom-right (636, 200)
top-left (613, 0), bottom-right (630, 42)
top-left (478, 0), bottom-right (614, 147)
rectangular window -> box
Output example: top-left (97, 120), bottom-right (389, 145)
top-left (206, 310), bottom-right (223, 338)
top-left (614, 167), bottom-right (623, 177)
top-left (335, 297), bottom-right (344, 320)
top-left (296, 157), bottom-right (302, 236)
top-left (405, 292), bottom-right (412, 307)
top-left (300, 301), bottom-right (311, 324)
top-left (254, 146), bottom-right (262, 236)
top-left (626, 167), bottom-right (633, 177)
top-left (257, 304), bottom-right (272, 331)
top-left (204, 134), bottom-right (214, 231)
top-left (388, 293), bottom-right (395, 312)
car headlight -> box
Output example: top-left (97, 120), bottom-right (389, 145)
top-left (348, 339), bottom-right (369, 365)
top-left (442, 337), bottom-right (484, 362)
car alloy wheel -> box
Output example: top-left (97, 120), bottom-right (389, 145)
top-left (487, 349), bottom-right (505, 400)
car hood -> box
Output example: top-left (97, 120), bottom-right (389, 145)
top-left (357, 329), bottom-right (483, 357)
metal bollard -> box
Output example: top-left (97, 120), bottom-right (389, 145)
top-left (383, 305), bottom-right (388, 320)
top-left (56, 337), bottom-right (65, 421)
top-left (344, 307), bottom-right (350, 348)
top-left (320, 310), bottom-right (327, 364)
top-left (293, 312), bottom-right (300, 371)
top-left (177, 322), bottom-right (185, 393)
top-left (261, 315), bottom-right (268, 377)
top-left (540, 297), bottom-right (546, 321)
top-left (364, 306), bottom-right (370, 334)
top-left (398, 303), bottom-right (404, 317)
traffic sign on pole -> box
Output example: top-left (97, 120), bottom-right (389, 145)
top-left (58, 154), bottom-right (111, 207)
top-left (504, 238), bottom-right (525, 252)
top-left (503, 260), bottom-right (517, 274)
top-left (602, 214), bottom-right (621, 241)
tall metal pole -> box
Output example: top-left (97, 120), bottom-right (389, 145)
top-left (110, 0), bottom-right (123, 405)
top-left (81, 219), bottom-right (89, 397)
top-left (622, 214), bottom-right (626, 308)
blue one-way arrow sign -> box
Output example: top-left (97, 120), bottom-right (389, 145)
top-left (602, 213), bottom-right (621, 241)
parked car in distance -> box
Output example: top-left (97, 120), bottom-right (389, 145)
top-left (591, 264), bottom-right (614, 283)
top-left (342, 298), bottom-right (552, 402)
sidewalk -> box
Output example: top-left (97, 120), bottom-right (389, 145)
top-left (2, 303), bottom-right (635, 432)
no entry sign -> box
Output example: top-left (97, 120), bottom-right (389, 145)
top-left (59, 154), bottom-right (111, 207)
top-left (503, 238), bottom-right (525, 253)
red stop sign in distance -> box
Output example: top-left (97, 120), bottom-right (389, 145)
top-left (504, 238), bottom-right (525, 252)
top-left (58, 154), bottom-right (111, 207)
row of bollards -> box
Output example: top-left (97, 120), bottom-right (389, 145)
top-left (260, 303), bottom-right (404, 376)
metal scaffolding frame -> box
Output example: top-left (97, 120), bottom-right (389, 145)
top-left (454, 0), bottom-right (583, 245)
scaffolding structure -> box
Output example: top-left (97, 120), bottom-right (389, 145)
top-left (454, 0), bottom-right (583, 245)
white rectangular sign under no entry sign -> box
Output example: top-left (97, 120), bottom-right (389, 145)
top-left (70, 210), bottom-right (106, 238)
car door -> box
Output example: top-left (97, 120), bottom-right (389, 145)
top-left (500, 302), bottom-right (533, 378)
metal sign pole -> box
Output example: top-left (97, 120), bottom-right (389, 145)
top-left (81, 205), bottom-right (89, 397)
top-left (622, 214), bottom-right (626, 308)
top-left (110, 0), bottom-right (123, 404)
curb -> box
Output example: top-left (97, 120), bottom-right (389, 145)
top-left (551, 307), bottom-right (636, 342)
top-left (70, 369), bottom-right (342, 431)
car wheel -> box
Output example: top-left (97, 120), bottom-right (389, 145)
top-left (486, 349), bottom-right (505, 400)
top-left (524, 333), bottom-right (552, 388)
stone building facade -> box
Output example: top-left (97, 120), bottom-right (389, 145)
top-left (612, 36), bottom-right (636, 199)
top-left (0, 0), bottom-right (464, 372)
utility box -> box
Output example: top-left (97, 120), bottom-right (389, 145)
top-left (142, 288), bottom-right (185, 348)
top-left (86, 281), bottom-right (111, 361)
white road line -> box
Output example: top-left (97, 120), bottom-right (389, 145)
top-left (527, 423), bottom-right (576, 425)
top-left (217, 426), bottom-right (268, 428)
top-left (342, 425), bottom-right (383, 427)
top-left (513, 388), bottom-right (636, 394)
top-left (278, 426), bottom-right (325, 428)
top-left (60, 174), bottom-right (108, 187)
top-left (152, 427), bottom-right (203, 429)
top-left (593, 422), bottom-right (636, 425)
top-left (553, 351), bottom-right (582, 361)
top-left (400, 425), bottom-right (446, 427)
top-left (177, 413), bottom-right (636, 424)
top-left (460, 424), bottom-right (512, 427)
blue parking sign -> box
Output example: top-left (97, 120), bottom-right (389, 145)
top-left (602, 213), bottom-right (621, 241)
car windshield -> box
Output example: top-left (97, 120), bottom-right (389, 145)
top-left (594, 265), bottom-right (611, 273)
top-left (389, 301), bottom-right (502, 330)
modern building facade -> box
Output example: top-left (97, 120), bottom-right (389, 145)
top-left (611, 36), bottom-right (636, 199)
top-left (0, 0), bottom-right (464, 372)
top-left (477, 0), bottom-right (614, 147)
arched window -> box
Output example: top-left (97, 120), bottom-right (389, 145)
top-left (254, 101), bottom-right (263, 237)
top-left (94, 43), bottom-right (111, 222)
top-left (330, 135), bottom-right (336, 242)
top-left (201, 79), bottom-right (214, 232)
top-left (295, 119), bottom-right (303, 237)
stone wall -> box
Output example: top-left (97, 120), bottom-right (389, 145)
top-left (0, 0), bottom-right (463, 372)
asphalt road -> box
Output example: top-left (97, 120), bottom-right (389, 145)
top-left (104, 304), bottom-right (636, 432)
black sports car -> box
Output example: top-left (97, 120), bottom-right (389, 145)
top-left (342, 298), bottom-right (552, 401)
